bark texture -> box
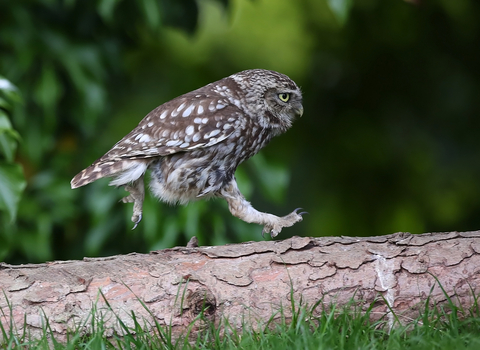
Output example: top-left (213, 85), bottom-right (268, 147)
top-left (1, 231), bottom-right (480, 342)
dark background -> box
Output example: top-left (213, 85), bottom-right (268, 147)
top-left (1, 0), bottom-right (479, 264)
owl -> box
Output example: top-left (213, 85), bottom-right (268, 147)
top-left (71, 69), bottom-right (305, 238)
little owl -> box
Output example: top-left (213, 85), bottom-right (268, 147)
top-left (71, 69), bottom-right (305, 238)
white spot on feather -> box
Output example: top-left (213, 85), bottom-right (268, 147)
top-left (166, 140), bottom-right (182, 147)
top-left (197, 105), bottom-right (204, 114)
top-left (182, 104), bottom-right (195, 117)
top-left (177, 102), bottom-right (186, 111)
top-left (160, 110), bottom-right (168, 119)
top-left (185, 125), bottom-right (194, 135)
top-left (204, 129), bottom-right (221, 139)
top-left (109, 162), bottom-right (147, 186)
top-left (187, 143), bottom-right (205, 149)
top-left (145, 148), bottom-right (158, 154)
top-left (171, 102), bottom-right (186, 117)
top-left (139, 134), bottom-right (151, 142)
top-left (192, 133), bottom-right (201, 142)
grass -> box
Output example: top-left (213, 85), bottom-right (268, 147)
top-left (2, 284), bottom-right (480, 350)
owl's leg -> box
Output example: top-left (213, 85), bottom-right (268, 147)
top-left (121, 176), bottom-right (145, 229)
top-left (220, 178), bottom-right (304, 238)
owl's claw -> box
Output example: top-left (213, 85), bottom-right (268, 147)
top-left (132, 214), bottom-right (142, 230)
top-left (261, 207), bottom-right (305, 239)
top-left (261, 228), bottom-right (267, 239)
top-left (294, 207), bottom-right (309, 216)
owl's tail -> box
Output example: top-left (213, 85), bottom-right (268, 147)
top-left (70, 159), bottom-right (148, 189)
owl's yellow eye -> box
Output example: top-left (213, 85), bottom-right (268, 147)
top-left (278, 93), bottom-right (290, 102)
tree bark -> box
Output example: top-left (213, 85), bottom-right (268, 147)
top-left (1, 231), bottom-right (480, 342)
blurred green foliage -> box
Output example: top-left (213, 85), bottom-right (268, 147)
top-left (0, 77), bottom-right (26, 225)
top-left (1, 0), bottom-right (479, 264)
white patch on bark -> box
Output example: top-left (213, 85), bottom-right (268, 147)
top-left (373, 254), bottom-right (396, 331)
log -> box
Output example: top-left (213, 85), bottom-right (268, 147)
top-left (1, 231), bottom-right (480, 342)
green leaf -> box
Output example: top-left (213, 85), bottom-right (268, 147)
top-left (0, 76), bottom-right (21, 106)
top-left (0, 112), bottom-right (13, 129)
top-left (141, 0), bottom-right (161, 29)
top-left (0, 96), bottom-right (10, 110)
top-left (0, 162), bottom-right (26, 222)
top-left (0, 76), bottom-right (17, 92)
top-left (0, 112), bottom-right (21, 162)
top-left (98, 0), bottom-right (121, 23)
top-left (326, 0), bottom-right (353, 25)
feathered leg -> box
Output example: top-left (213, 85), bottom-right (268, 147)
top-left (121, 176), bottom-right (145, 229)
top-left (220, 178), bottom-right (304, 238)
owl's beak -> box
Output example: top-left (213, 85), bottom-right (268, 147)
top-left (295, 105), bottom-right (304, 118)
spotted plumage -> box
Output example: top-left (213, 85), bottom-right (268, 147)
top-left (71, 69), bottom-right (305, 237)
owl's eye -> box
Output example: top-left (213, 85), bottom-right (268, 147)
top-left (278, 93), bottom-right (290, 102)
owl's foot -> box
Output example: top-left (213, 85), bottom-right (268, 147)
top-left (121, 177), bottom-right (145, 230)
top-left (262, 208), bottom-right (307, 238)
top-left (221, 179), bottom-right (305, 239)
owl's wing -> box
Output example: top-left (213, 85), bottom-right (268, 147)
top-left (102, 93), bottom-right (244, 161)
top-left (71, 92), bottom-right (245, 189)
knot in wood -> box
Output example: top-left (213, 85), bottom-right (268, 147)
top-left (185, 288), bottom-right (217, 321)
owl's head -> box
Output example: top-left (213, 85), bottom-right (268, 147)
top-left (231, 69), bottom-right (303, 131)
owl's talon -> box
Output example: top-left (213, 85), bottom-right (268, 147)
top-left (132, 214), bottom-right (142, 230)
top-left (262, 226), bottom-right (275, 238)
top-left (263, 208), bottom-right (305, 238)
top-left (261, 225), bottom-right (275, 239)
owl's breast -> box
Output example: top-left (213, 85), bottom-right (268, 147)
top-left (148, 124), bottom-right (273, 205)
